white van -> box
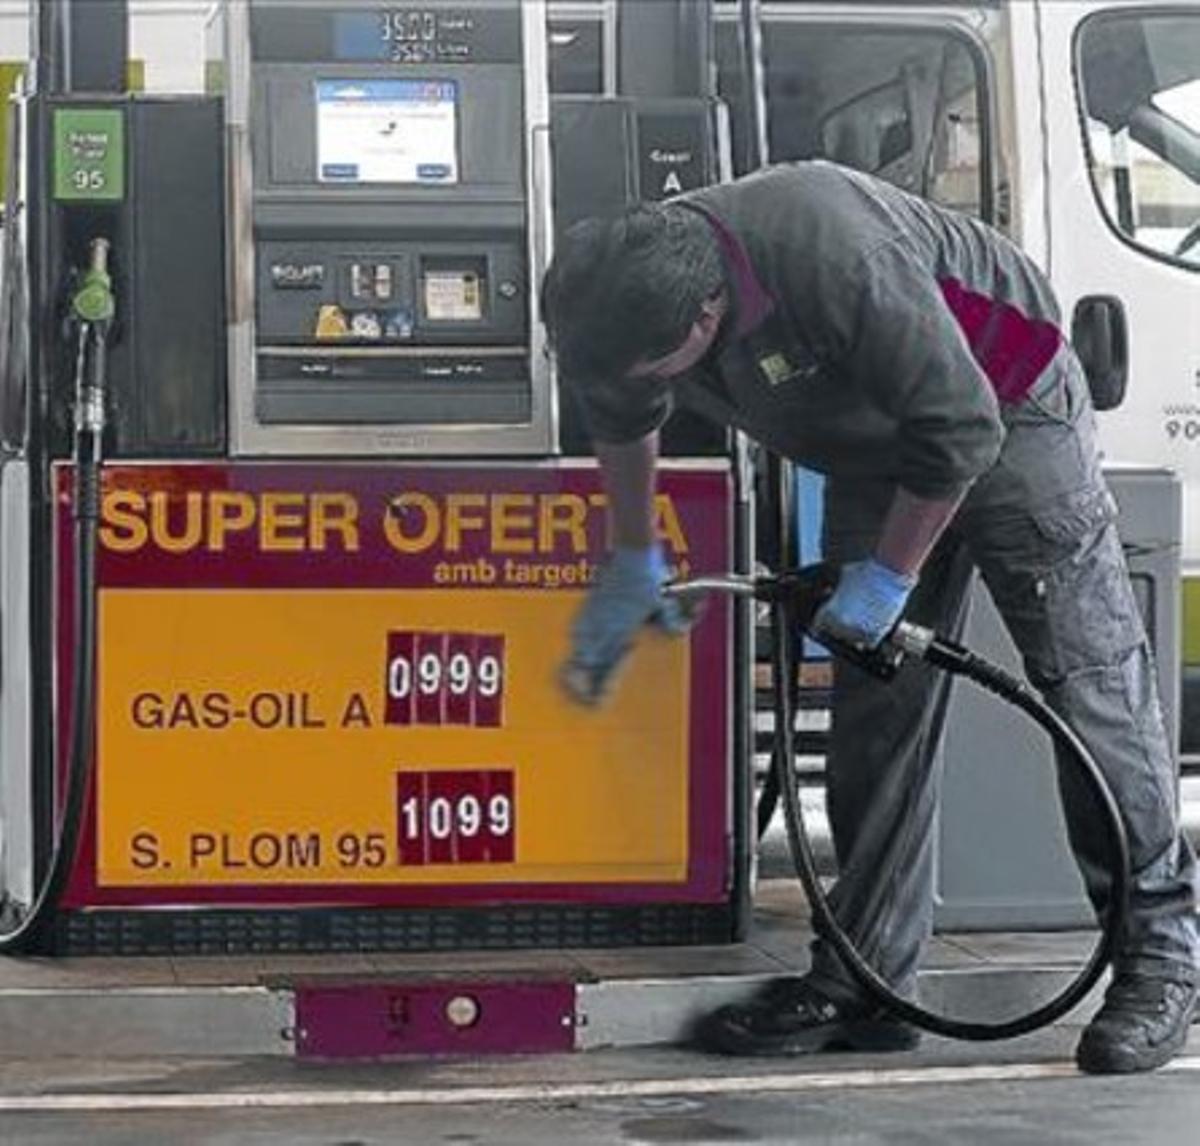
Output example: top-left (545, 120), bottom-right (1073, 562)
top-left (548, 0), bottom-right (1200, 761)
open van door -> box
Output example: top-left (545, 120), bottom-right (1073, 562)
top-left (1035, 2), bottom-right (1200, 557)
top-left (714, 2), bottom-right (1002, 224)
top-left (711, 1), bottom-right (1006, 575)
top-left (1034, 0), bottom-right (1200, 757)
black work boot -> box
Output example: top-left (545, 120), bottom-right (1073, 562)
top-left (695, 975), bottom-right (919, 1056)
top-left (1076, 972), bottom-right (1198, 1075)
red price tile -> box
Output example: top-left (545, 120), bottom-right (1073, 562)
top-left (396, 771), bottom-right (428, 866)
top-left (414, 632), bottom-right (446, 726)
top-left (384, 632), bottom-right (506, 729)
top-left (426, 771), bottom-right (463, 865)
top-left (474, 635), bottom-right (505, 728)
top-left (384, 631), bottom-right (417, 726)
top-left (394, 770), bottom-right (515, 867)
top-left (444, 633), bottom-right (474, 726)
top-left (481, 769), bottom-right (515, 863)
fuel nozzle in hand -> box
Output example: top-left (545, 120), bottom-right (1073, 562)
top-left (663, 561), bottom-right (935, 682)
top-left (753, 561), bottom-right (902, 681)
top-left (806, 558), bottom-right (924, 680)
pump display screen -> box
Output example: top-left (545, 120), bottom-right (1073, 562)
top-left (333, 11), bottom-right (477, 64)
top-left (316, 79), bottom-right (459, 184)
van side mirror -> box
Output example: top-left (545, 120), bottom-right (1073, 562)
top-left (1071, 295), bottom-right (1128, 411)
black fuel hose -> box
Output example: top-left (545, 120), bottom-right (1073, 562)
top-left (0, 321), bottom-right (104, 953)
top-left (668, 566), bottom-right (1132, 1040)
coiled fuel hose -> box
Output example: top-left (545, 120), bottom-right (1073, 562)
top-left (0, 239), bottom-right (111, 953)
top-left (665, 563), bottom-right (1131, 1040)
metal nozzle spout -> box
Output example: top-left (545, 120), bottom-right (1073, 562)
top-left (663, 575), bottom-right (760, 603)
top-left (88, 237), bottom-right (111, 276)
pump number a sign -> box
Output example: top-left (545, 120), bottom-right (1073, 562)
top-left (55, 463), bottom-right (731, 909)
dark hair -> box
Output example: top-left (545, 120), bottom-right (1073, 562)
top-left (540, 203), bottom-right (725, 381)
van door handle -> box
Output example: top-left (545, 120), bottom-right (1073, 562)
top-left (1071, 295), bottom-right (1129, 411)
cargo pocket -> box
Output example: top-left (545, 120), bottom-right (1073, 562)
top-left (977, 485), bottom-right (1144, 687)
top-left (1031, 484), bottom-right (1117, 548)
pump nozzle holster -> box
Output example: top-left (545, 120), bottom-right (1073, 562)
top-left (70, 238), bottom-right (115, 329)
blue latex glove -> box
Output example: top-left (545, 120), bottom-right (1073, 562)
top-left (812, 558), bottom-right (917, 650)
top-left (560, 545), bottom-right (690, 705)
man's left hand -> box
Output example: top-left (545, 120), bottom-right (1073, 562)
top-left (812, 558), bottom-right (917, 650)
top-left (560, 545), bottom-right (691, 705)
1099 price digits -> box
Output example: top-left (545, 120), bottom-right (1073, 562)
top-left (397, 769), bottom-right (515, 865)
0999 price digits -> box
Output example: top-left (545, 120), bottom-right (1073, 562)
top-left (388, 647), bottom-right (501, 701)
top-left (385, 631), bottom-right (505, 727)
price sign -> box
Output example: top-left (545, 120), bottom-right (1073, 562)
top-left (385, 631), bottom-right (506, 727)
top-left (397, 770), bottom-right (515, 866)
top-left (70, 462), bottom-right (730, 903)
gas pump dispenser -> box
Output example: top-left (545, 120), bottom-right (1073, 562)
top-left (226, 0), bottom-right (555, 453)
top-left (0, 0), bottom-right (751, 956)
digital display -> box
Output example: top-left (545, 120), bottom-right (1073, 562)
top-left (316, 79), bottom-right (458, 184)
top-left (334, 10), bottom-right (475, 64)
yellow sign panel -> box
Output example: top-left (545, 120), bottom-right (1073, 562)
top-left (98, 589), bottom-right (691, 887)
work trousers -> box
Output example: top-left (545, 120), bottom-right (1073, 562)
top-left (808, 353), bottom-right (1199, 1001)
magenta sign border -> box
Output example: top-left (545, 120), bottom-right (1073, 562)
top-left (56, 462), bottom-right (732, 911)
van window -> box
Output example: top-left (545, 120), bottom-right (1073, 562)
top-left (716, 21), bottom-right (990, 220)
top-left (1078, 12), bottom-right (1200, 269)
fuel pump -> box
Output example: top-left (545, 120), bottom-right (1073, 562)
top-left (0, 1), bottom-right (751, 957)
top-left (0, 238), bottom-right (113, 952)
top-left (226, 0), bottom-right (555, 455)
top-left (0, 0), bottom-right (226, 952)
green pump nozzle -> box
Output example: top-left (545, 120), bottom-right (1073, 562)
top-left (70, 239), bottom-right (114, 441)
top-left (70, 238), bottom-right (115, 327)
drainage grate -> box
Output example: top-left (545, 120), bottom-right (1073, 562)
top-left (55, 903), bottom-right (737, 956)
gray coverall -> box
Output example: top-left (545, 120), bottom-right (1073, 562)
top-left (573, 162), bottom-right (1199, 992)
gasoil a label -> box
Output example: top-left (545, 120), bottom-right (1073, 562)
top-left (59, 463), bottom-right (732, 904)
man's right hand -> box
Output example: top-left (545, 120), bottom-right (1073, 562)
top-left (560, 545), bottom-right (690, 705)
